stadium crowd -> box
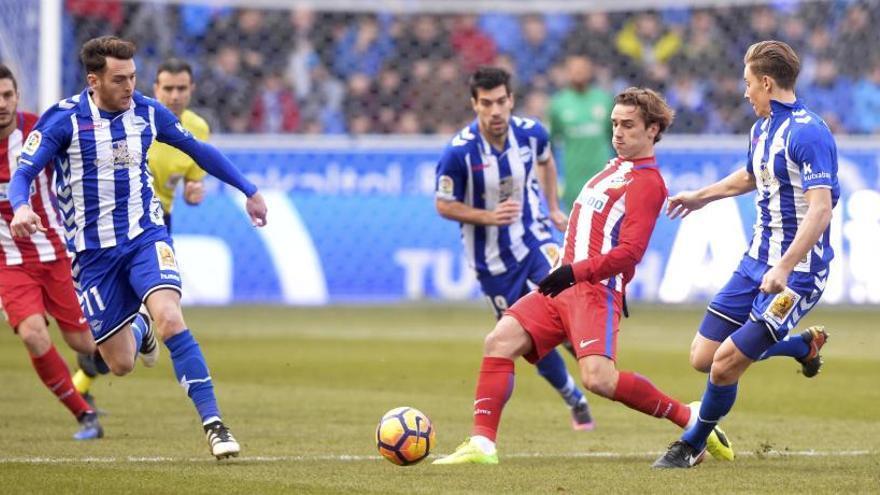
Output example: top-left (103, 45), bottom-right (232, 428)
top-left (63, 0), bottom-right (880, 135)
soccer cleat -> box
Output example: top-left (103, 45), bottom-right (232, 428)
top-left (571, 401), bottom-right (595, 431)
top-left (73, 411), bottom-right (104, 440)
top-left (798, 326), bottom-right (828, 378)
top-left (137, 311), bottom-right (159, 368)
top-left (706, 426), bottom-right (735, 461)
top-left (432, 438), bottom-right (499, 465)
top-left (80, 392), bottom-right (107, 416)
top-left (204, 420), bottom-right (240, 459)
top-left (652, 440), bottom-right (705, 469)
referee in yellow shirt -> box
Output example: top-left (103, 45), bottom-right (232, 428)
top-left (148, 58), bottom-right (210, 232)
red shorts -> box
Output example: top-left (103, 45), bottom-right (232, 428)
top-left (0, 258), bottom-right (88, 333)
top-left (506, 282), bottom-right (622, 364)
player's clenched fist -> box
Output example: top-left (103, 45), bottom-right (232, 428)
top-left (666, 190), bottom-right (709, 220)
top-left (246, 192), bottom-right (268, 227)
top-left (488, 199), bottom-right (521, 225)
top-left (9, 205), bottom-right (46, 238)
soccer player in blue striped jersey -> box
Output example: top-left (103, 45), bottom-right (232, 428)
top-left (654, 40), bottom-right (838, 468)
top-left (435, 67), bottom-right (594, 431)
top-left (8, 36), bottom-right (267, 459)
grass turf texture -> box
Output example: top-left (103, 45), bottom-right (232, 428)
top-left (1, 305), bottom-right (878, 494)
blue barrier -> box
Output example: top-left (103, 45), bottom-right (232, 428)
top-left (171, 137), bottom-right (880, 305)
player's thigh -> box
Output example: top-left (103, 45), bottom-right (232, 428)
top-left (752, 269), bottom-right (828, 340)
top-left (483, 315), bottom-right (534, 359)
top-left (73, 251), bottom-right (141, 345)
top-left (16, 314), bottom-right (53, 356)
top-left (478, 267), bottom-right (530, 320)
top-left (563, 283), bottom-right (622, 361)
top-left (577, 354), bottom-right (618, 397)
top-left (0, 265), bottom-right (46, 333)
top-left (505, 291), bottom-right (566, 364)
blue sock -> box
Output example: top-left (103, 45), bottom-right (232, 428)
top-left (757, 333), bottom-right (809, 361)
top-left (682, 379), bottom-right (738, 450)
top-left (536, 349), bottom-right (584, 407)
top-left (130, 315), bottom-right (146, 360)
top-left (165, 330), bottom-right (221, 424)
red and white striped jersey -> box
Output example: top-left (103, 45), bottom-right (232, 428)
top-left (562, 156), bottom-right (667, 293)
top-left (0, 112), bottom-right (68, 266)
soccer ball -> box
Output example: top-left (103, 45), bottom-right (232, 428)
top-left (376, 407), bottom-right (436, 466)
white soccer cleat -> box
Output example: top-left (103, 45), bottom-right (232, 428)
top-left (205, 420), bottom-right (241, 459)
top-left (136, 311), bottom-right (159, 368)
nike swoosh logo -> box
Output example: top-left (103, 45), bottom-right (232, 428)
top-left (78, 317), bottom-right (87, 324)
top-left (579, 339), bottom-right (599, 349)
top-left (473, 398), bottom-right (492, 406)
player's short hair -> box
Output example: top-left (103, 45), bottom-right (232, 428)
top-left (744, 40), bottom-right (800, 90)
top-left (469, 67), bottom-right (511, 99)
top-left (614, 87), bottom-right (675, 143)
top-left (0, 64), bottom-right (17, 90)
top-left (80, 36), bottom-right (137, 74)
top-left (156, 58), bottom-right (193, 82)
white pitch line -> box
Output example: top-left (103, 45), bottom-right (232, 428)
top-left (0, 450), bottom-right (873, 464)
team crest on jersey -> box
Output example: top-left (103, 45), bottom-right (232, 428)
top-left (540, 243), bottom-right (561, 266)
top-left (22, 130), bottom-right (41, 155)
top-left (155, 241), bottom-right (178, 272)
top-left (438, 175), bottom-right (454, 196)
top-left (763, 287), bottom-right (801, 326)
top-left (111, 140), bottom-right (140, 170)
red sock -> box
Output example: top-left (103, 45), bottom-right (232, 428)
top-left (471, 357), bottom-right (515, 442)
top-left (612, 371), bottom-right (690, 428)
top-left (31, 346), bottom-right (92, 420)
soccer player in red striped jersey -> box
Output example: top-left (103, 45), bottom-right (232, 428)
top-left (434, 87), bottom-right (733, 465)
top-left (0, 64), bottom-right (104, 440)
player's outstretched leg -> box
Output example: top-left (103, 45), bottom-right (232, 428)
top-left (756, 325), bottom-right (829, 377)
top-left (165, 329), bottom-right (239, 459)
top-left (535, 349), bottom-right (594, 431)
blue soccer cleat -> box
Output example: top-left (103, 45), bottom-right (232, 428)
top-left (74, 411), bottom-right (104, 441)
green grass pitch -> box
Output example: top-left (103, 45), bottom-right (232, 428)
top-left (1, 305), bottom-right (878, 494)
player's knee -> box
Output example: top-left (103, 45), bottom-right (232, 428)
top-left (62, 331), bottom-right (96, 355)
top-left (151, 306), bottom-right (186, 339)
top-left (18, 319), bottom-right (51, 356)
top-left (709, 347), bottom-right (744, 384)
top-left (689, 351), bottom-right (712, 373)
top-left (579, 360), bottom-right (616, 398)
top-left (105, 357), bottom-right (135, 376)
top-left (483, 317), bottom-right (527, 359)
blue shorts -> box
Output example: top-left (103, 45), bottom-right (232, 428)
top-left (478, 242), bottom-right (559, 319)
top-left (700, 256), bottom-right (827, 345)
top-left (71, 227), bottom-right (182, 344)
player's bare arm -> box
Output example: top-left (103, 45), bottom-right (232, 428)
top-left (9, 205), bottom-right (46, 238)
top-left (246, 191), bottom-right (268, 227)
top-left (667, 168), bottom-right (756, 219)
top-left (435, 198), bottom-right (521, 226)
top-left (536, 154), bottom-right (567, 231)
top-left (759, 187), bottom-right (832, 294)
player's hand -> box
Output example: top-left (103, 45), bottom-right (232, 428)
top-left (549, 209), bottom-right (568, 232)
top-left (666, 190), bottom-right (709, 220)
top-left (537, 264), bottom-right (576, 297)
top-left (183, 180), bottom-right (205, 205)
top-left (759, 265), bottom-right (790, 294)
top-left (246, 192), bottom-right (268, 227)
top-left (9, 205), bottom-right (46, 238)
top-left (488, 200), bottom-right (521, 225)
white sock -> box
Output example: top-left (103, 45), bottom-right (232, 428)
top-left (470, 435), bottom-right (496, 455)
top-left (684, 402), bottom-right (700, 430)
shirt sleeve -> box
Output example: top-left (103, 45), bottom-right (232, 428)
top-left (534, 120), bottom-right (552, 163)
top-left (435, 147), bottom-right (467, 202)
top-left (572, 171), bottom-right (666, 283)
top-left (154, 103), bottom-right (256, 197)
top-left (9, 112), bottom-right (70, 211)
top-left (789, 123), bottom-right (836, 190)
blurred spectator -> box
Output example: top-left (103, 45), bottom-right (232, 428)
top-left (450, 15), bottom-right (497, 72)
top-left (564, 12), bottom-right (617, 71)
top-left (506, 15), bottom-right (563, 87)
top-left (800, 57), bottom-right (853, 134)
top-left (800, 25), bottom-right (835, 85)
top-left (548, 54), bottom-right (613, 210)
top-left (666, 75), bottom-right (711, 133)
top-left (706, 74), bottom-right (754, 134)
top-left (373, 66), bottom-right (405, 133)
top-left (835, 3), bottom-right (875, 78)
top-left (411, 59), bottom-right (470, 134)
top-left (194, 45), bottom-right (251, 132)
top-left (66, 0), bottom-right (124, 49)
top-left (853, 59), bottom-right (880, 134)
top-left (333, 15), bottom-right (395, 79)
top-left (395, 15), bottom-right (453, 72)
top-left (343, 73), bottom-right (374, 133)
top-left (298, 64), bottom-right (346, 135)
top-left (615, 11), bottom-right (682, 84)
top-left (249, 70), bottom-right (300, 133)
top-left (522, 90), bottom-right (550, 122)
top-left (674, 9), bottom-right (729, 80)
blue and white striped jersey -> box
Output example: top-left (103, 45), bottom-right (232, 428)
top-left (435, 116), bottom-right (554, 276)
top-left (746, 99), bottom-right (839, 273)
top-left (13, 89), bottom-right (254, 253)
